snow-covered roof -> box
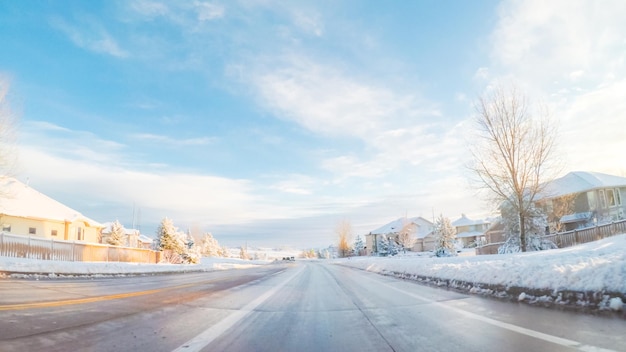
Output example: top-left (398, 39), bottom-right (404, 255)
top-left (370, 217), bottom-right (433, 238)
top-left (456, 231), bottom-right (485, 238)
top-left (538, 171), bottom-right (626, 200)
top-left (101, 222), bottom-right (140, 235)
top-left (451, 214), bottom-right (489, 227)
top-left (138, 234), bottom-right (154, 244)
top-left (0, 177), bottom-right (102, 227)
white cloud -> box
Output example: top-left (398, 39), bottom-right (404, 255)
top-left (128, 0), bottom-right (224, 27)
top-left (488, 0), bottom-right (626, 176)
top-left (132, 133), bottom-right (217, 146)
top-left (248, 54), bottom-right (431, 140)
top-left (21, 121), bottom-right (127, 165)
top-left (195, 2), bottom-right (225, 21)
top-left (268, 174), bottom-right (315, 195)
top-left (129, 0), bottom-right (170, 18)
top-left (492, 0), bottom-right (626, 89)
top-left (50, 17), bottom-right (128, 58)
top-left (292, 10), bottom-right (324, 36)
top-left (240, 53), bottom-right (462, 185)
top-left (556, 80), bottom-right (626, 175)
top-left (474, 67), bottom-right (490, 81)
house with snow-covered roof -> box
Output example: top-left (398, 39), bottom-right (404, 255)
top-left (451, 214), bottom-right (490, 247)
top-left (0, 177), bottom-right (103, 243)
top-left (534, 171), bottom-right (626, 231)
top-left (365, 216), bottom-right (434, 255)
top-left (101, 222), bottom-right (145, 248)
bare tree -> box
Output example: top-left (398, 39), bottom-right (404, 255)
top-left (469, 83), bottom-right (558, 252)
top-left (335, 219), bottom-right (353, 258)
top-left (397, 218), bottom-right (417, 252)
top-left (0, 76), bottom-right (18, 180)
top-left (433, 214), bottom-right (457, 257)
top-left (537, 193), bottom-right (577, 233)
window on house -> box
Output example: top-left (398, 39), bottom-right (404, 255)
top-left (77, 227), bottom-right (83, 240)
top-left (616, 189), bottom-right (622, 206)
top-left (587, 191), bottom-right (597, 210)
top-left (51, 229), bottom-right (58, 236)
top-left (29, 227), bottom-right (37, 235)
top-left (2, 224), bottom-right (10, 232)
top-left (607, 189), bottom-right (616, 207)
top-left (599, 190), bottom-right (607, 208)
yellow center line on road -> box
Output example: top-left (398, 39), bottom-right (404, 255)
top-left (0, 281), bottom-right (202, 311)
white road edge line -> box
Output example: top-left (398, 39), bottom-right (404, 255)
top-left (367, 274), bottom-right (618, 352)
top-left (172, 266), bottom-right (303, 352)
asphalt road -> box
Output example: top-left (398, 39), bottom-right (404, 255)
top-left (0, 261), bottom-right (624, 352)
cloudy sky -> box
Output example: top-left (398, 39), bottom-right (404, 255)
top-left (1, 0), bottom-right (624, 248)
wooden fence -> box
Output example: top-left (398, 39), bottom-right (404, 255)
top-left (0, 232), bottom-right (159, 263)
top-left (475, 219), bottom-right (626, 255)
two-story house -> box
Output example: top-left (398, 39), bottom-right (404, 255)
top-left (451, 214), bottom-right (491, 247)
top-left (535, 171), bottom-right (626, 231)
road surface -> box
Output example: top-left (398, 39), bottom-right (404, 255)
top-left (0, 261), bottom-right (624, 351)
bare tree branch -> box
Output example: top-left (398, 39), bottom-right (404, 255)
top-left (0, 75), bottom-right (18, 181)
top-left (468, 83), bottom-right (559, 251)
top-left (335, 219), bottom-right (353, 258)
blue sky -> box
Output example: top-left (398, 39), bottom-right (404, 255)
top-left (1, 0), bottom-right (625, 248)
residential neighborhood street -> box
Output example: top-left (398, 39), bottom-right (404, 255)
top-left (1, 262), bottom-right (624, 352)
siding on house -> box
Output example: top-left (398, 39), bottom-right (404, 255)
top-left (536, 171), bottom-right (626, 231)
top-left (451, 214), bottom-right (490, 247)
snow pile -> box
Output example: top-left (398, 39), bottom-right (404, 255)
top-left (0, 256), bottom-right (269, 278)
top-left (338, 234), bottom-right (626, 311)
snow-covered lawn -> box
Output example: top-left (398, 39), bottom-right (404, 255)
top-left (338, 233), bottom-right (626, 312)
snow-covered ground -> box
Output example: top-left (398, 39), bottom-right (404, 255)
top-left (338, 233), bottom-right (626, 312)
top-left (1, 234), bottom-right (624, 312)
top-left (0, 256), bottom-right (271, 278)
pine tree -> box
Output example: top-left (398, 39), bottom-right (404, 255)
top-left (107, 220), bottom-right (126, 246)
top-left (156, 217), bottom-right (186, 263)
top-left (434, 214), bottom-right (457, 257)
top-left (499, 201), bottom-right (556, 254)
top-left (199, 233), bottom-right (221, 257)
top-left (353, 235), bottom-right (365, 256)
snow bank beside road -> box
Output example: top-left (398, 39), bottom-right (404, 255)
top-left (338, 234), bottom-right (626, 311)
top-left (0, 256), bottom-right (268, 278)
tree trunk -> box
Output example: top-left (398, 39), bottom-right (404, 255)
top-left (519, 212), bottom-right (527, 252)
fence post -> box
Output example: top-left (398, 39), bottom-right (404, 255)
top-left (574, 229), bottom-right (579, 245)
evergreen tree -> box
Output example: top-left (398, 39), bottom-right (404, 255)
top-left (499, 201), bottom-right (556, 254)
top-left (353, 235), bottom-right (365, 256)
top-left (199, 233), bottom-right (221, 257)
top-left (387, 237), bottom-right (399, 256)
top-left (434, 214), bottom-right (457, 257)
top-left (107, 220), bottom-right (126, 246)
top-left (377, 236), bottom-right (389, 256)
top-left (156, 217), bottom-right (187, 263)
